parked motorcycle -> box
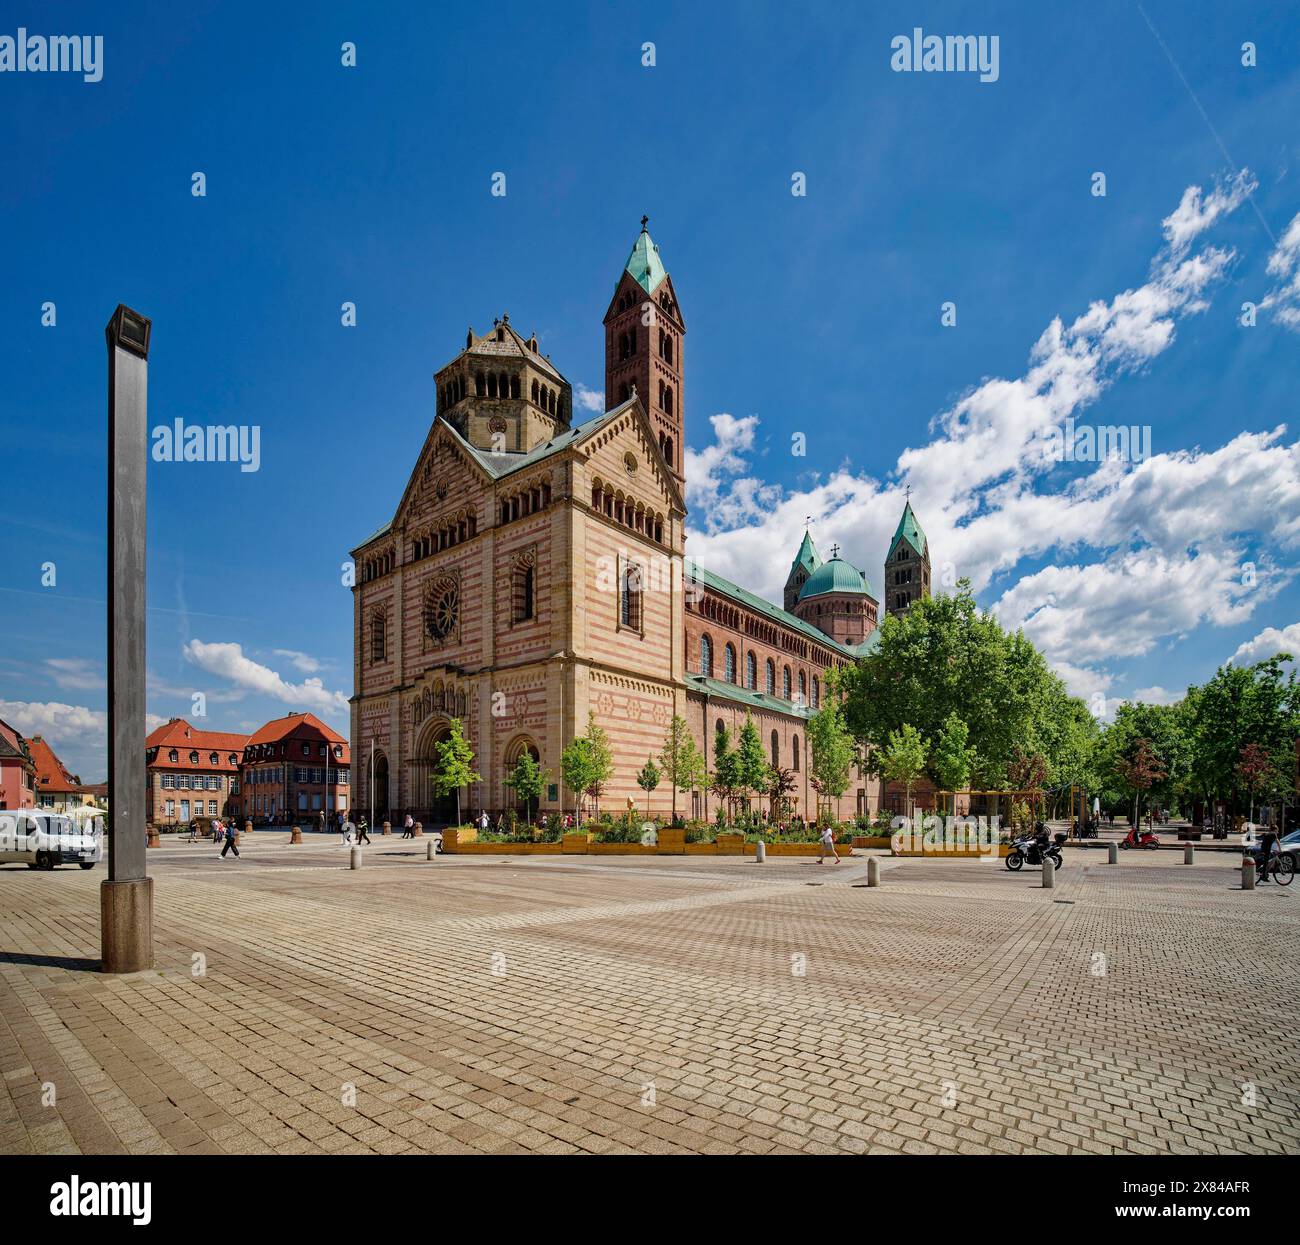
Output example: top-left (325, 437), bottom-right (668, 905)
top-left (1120, 826), bottom-right (1160, 850)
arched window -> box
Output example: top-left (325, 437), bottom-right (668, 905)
top-left (475, 371), bottom-right (485, 395)
top-left (700, 634), bottom-right (713, 677)
top-left (812, 677), bottom-right (820, 709)
top-left (620, 561), bottom-right (642, 630)
top-left (798, 671), bottom-right (807, 703)
top-left (724, 644), bottom-right (736, 683)
top-left (771, 730), bottom-right (779, 766)
top-left (512, 555), bottom-right (535, 623)
top-left (782, 666), bottom-right (791, 700)
top-left (663, 436), bottom-right (674, 468)
top-left (663, 385), bottom-right (674, 416)
top-left (792, 734), bottom-right (801, 772)
top-left (765, 659), bottom-right (775, 695)
top-left (510, 375), bottom-right (520, 399)
top-left (371, 610), bottom-right (387, 662)
top-left (746, 651), bottom-right (757, 689)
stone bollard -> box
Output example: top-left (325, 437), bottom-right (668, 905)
top-left (755, 840), bottom-right (766, 863)
top-left (1107, 841), bottom-right (1118, 864)
top-left (426, 839), bottom-right (436, 861)
top-left (289, 826), bottom-right (302, 844)
top-left (382, 821), bottom-right (391, 836)
top-left (350, 846), bottom-right (362, 870)
top-left (147, 827), bottom-right (160, 848)
top-left (412, 822), bottom-right (424, 838)
top-left (1242, 857), bottom-right (1256, 890)
top-left (1183, 843), bottom-right (1194, 865)
top-left (1042, 855), bottom-right (1055, 889)
top-left (867, 857), bottom-right (880, 887)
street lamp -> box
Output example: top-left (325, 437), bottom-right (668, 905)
top-left (102, 304), bottom-right (153, 973)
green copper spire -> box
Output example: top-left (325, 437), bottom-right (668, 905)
top-left (788, 529), bottom-right (822, 579)
top-left (888, 498), bottom-right (927, 558)
top-left (624, 220), bottom-right (668, 294)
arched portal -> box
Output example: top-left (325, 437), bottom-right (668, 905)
top-left (372, 751), bottom-right (390, 821)
top-left (412, 718), bottom-right (458, 826)
top-left (503, 735), bottom-right (541, 819)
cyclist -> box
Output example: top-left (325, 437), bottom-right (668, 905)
top-left (1249, 829), bottom-right (1279, 882)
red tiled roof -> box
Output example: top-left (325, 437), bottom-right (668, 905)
top-left (246, 712), bottom-right (347, 749)
top-left (27, 736), bottom-right (82, 792)
top-left (146, 719), bottom-right (248, 772)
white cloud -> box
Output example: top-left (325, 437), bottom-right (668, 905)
top-left (685, 172), bottom-right (1300, 693)
top-left (272, 648), bottom-right (322, 674)
top-left (45, 658), bottom-right (105, 691)
top-left (1230, 622), bottom-right (1300, 666)
top-left (1261, 211), bottom-right (1300, 329)
top-left (1130, 686), bottom-right (1182, 706)
top-left (0, 699), bottom-right (106, 741)
top-left (183, 641), bottom-right (348, 717)
top-left (575, 383), bottom-right (605, 413)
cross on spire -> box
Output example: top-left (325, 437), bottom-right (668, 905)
top-left (905, 484), bottom-right (912, 501)
top-left (640, 214), bottom-right (649, 232)
top-left (805, 514), bottom-right (812, 529)
top-left (830, 543), bottom-right (840, 559)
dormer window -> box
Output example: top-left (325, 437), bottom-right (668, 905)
top-left (168, 749), bottom-right (178, 763)
top-left (209, 752), bottom-right (218, 765)
top-left (189, 751), bottom-right (198, 763)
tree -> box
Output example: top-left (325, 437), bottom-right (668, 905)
top-left (764, 766), bottom-right (798, 821)
top-left (658, 715), bottom-right (706, 822)
top-left (733, 714), bottom-right (771, 821)
top-left (807, 701), bottom-right (855, 819)
top-left (710, 723), bottom-right (742, 822)
top-left (561, 711), bottom-right (614, 823)
top-left (636, 756), bottom-right (661, 820)
top-left (930, 713), bottom-right (974, 815)
top-left (1236, 743), bottom-right (1276, 828)
top-left (504, 751), bottom-right (545, 824)
top-left (1115, 737), bottom-right (1166, 828)
top-left (431, 718), bottom-right (481, 827)
top-left (881, 723), bottom-right (929, 820)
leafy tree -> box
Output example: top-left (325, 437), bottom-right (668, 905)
top-left (636, 755), bottom-right (661, 820)
top-left (764, 766), bottom-right (798, 821)
top-left (808, 701), bottom-right (856, 819)
top-left (930, 713), bottom-right (974, 815)
top-left (504, 751), bottom-right (546, 824)
top-left (658, 715), bottom-right (706, 822)
top-left (1115, 737), bottom-right (1166, 828)
top-left (431, 718), bottom-right (482, 827)
top-left (733, 714), bottom-right (771, 820)
top-left (1236, 743), bottom-right (1276, 827)
top-left (710, 723), bottom-right (742, 822)
top-left (561, 711), bottom-right (614, 823)
top-left (881, 723), bottom-right (929, 820)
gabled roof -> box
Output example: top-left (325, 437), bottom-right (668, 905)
top-left (624, 227), bottom-right (668, 294)
top-left (888, 499), bottom-right (927, 558)
top-left (27, 736), bottom-right (80, 791)
top-left (246, 712), bottom-right (347, 748)
top-left (786, 531), bottom-right (821, 583)
top-left (689, 564), bottom-right (864, 661)
top-left (799, 555), bottom-right (876, 602)
top-left (146, 718), bottom-right (249, 753)
top-left (442, 402), bottom-right (627, 483)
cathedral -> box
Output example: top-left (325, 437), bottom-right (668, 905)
top-left (349, 223), bottom-right (931, 825)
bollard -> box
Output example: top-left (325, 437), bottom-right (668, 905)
top-left (426, 839), bottom-right (436, 861)
top-left (350, 846), bottom-right (362, 870)
top-left (1242, 857), bottom-right (1256, 890)
top-left (382, 821), bottom-right (391, 836)
top-left (1042, 856), bottom-right (1055, 889)
top-left (867, 857), bottom-right (880, 887)
top-left (1107, 841), bottom-right (1118, 864)
top-left (290, 826), bottom-right (302, 845)
top-left (1183, 843), bottom-right (1194, 865)
top-left (412, 821), bottom-right (424, 838)
top-left (755, 840), bottom-right (766, 863)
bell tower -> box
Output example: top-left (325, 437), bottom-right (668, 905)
top-left (885, 494), bottom-right (931, 618)
top-left (604, 218), bottom-right (685, 486)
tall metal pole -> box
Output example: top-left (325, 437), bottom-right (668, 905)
top-left (102, 305), bottom-right (153, 973)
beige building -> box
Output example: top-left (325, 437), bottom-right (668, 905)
top-left (350, 224), bottom-right (930, 825)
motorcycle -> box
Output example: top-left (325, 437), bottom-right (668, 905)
top-left (1005, 832), bottom-right (1064, 872)
top-left (1120, 826), bottom-right (1160, 850)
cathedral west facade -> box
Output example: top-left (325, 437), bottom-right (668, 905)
top-left (349, 224), bottom-right (931, 826)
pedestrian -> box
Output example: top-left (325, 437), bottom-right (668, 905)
top-left (220, 820), bottom-right (240, 859)
top-left (211, 819), bottom-right (222, 852)
top-left (356, 816), bottom-right (371, 846)
top-left (478, 809), bottom-right (489, 833)
top-left (402, 813), bottom-right (414, 840)
top-left (817, 822), bottom-right (840, 864)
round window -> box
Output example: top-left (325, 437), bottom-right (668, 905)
top-left (624, 452), bottom-right (638, 475)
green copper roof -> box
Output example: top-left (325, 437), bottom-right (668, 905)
top-left (798, 556), bottom-right (874, 601)
top-left (685, 675), bottom-right (816, 719)
top-left (689, 563), bottom-right (864, 661)
top-left (787, 530), bottom-right (822, 581)
top-left (888, 499), bottom-right (927, 558)
top-left (625, 229), bottom-right (668, 294)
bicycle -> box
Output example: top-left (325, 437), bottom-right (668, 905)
top-left (1253, 851), bottom-right (1294, 885)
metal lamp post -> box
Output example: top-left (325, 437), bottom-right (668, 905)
top-left (102, 304), bottom-right (153, 973)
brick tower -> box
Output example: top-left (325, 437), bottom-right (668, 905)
top-left (603, 218), bottom-right (685, 486)
top-left (885, 496), bottom-right (931, 618)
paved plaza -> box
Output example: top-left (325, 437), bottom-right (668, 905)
top-left (1, 839), bottom-right (1297, 1156)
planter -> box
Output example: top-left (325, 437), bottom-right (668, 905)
top-left (656, 827), bottom-right (686, 854)
top-left (715, 833), bottom-right (745, 855)
top-left (561, 832), bottom-right (590, 854)
top-left (852, 835), bottom-right (893, 849)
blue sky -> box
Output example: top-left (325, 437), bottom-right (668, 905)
top-left (2, 1), bottom-right (1299, 779)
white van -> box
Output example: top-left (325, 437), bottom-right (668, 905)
top-left (0, 810), bottom-right (102, 870)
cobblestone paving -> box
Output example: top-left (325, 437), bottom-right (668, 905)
top-left (1, 838), bottom-right (1296, 1155)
